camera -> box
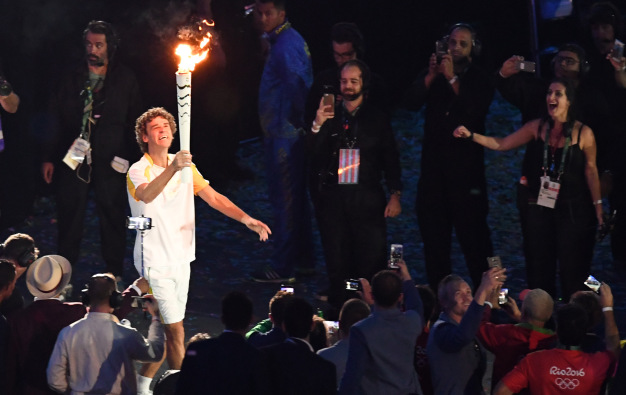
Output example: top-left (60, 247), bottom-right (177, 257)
top-left (345, 279), bottom-right (361, 291)
top-left (498, 288), bottom-right (508, 304)
top-left (612, 39), bottom-right (624, 62)
top-left (435, 39), bottom-right (448, 64)
top-left (584, 275), bottom-right (601, 292)
top-left (132, 296), bottom-right (152, 309)
top-left (487, 256), bottom-right (502, 269)
top-left (127, 216), bottom-right (152, 230)
top-left (389, 244), bottom-right (403, 269)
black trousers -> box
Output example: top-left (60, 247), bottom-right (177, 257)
top-left (55, 161), bottom-right (127, 276)
top-left (313, 185), bottom-right (387, 309)
top-left (416, 174), bottom-right (493, 291)
top-left (526, 198), bottom-right (596, 300)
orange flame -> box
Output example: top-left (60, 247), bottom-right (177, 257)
top-left (175, 20), bottom-right (214, 73)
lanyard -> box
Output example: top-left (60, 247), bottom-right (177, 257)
top-left (340, 105), bottom-right (360, 149)
top-left (542, 125), bottom-right (571, 181)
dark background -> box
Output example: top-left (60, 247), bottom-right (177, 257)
top-left (1, 1), bottom-right (625, 382)
top-left (2, 0), bottom-right (610, 229)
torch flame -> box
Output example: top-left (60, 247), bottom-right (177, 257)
top-left (175, 20), bottom-right (214, 73)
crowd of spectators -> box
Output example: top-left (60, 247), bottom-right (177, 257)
top-left (1, 1), bottom-right (626, 394)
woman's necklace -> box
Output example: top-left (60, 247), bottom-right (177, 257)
top-left (549, 126), bottom-right (564, 170)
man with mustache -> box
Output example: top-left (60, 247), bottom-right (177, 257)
top-left (41, 20), bottom-right (142, 281)
top-left (309, 59), bottom-right (402, 312)
top-left (406, 23), bottom-right (495, 292)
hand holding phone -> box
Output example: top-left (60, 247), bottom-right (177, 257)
top-left (516, 60), bottom-right (536, 73)
top-left (436, 39), bottom-right (448, 64)
top-left (389, 244), bottom-right (403, 269)
top-left (612, 39), bottom-right (624, 62)
top-left (487, 256), bottom-right (503, 269)
top-left (345, 279), bottom-right (362, 291)
top-left (498, 288), bottom-right (509, 304)
top-left (584, 275), bottom-right (601, 292)
top-left (322, 93), bottom-right (335, 117)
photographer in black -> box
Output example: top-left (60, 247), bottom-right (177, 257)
top-left (405, 23), bottom-right (495, 292)
top-left (308, 59), bottom-right (402, 312)
top-left (0, 233), bottom-right (38, 316)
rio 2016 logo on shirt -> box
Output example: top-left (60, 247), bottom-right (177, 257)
top-left (549, 366), bottom-right (585, 376)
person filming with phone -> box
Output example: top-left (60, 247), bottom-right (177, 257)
top-left (405, 23), bottom-right (495, 293)
top-left (308, 59), bottom-right (402, 313)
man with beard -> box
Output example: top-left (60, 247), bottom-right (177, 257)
top-left (41, 20), bottom-right (142, 280)
top-left (406, 23), bottom-right (494, 292)
top-left (304, 22), bottom-right (390, 127)
top-left (309, 59), bottom-right (402, 311)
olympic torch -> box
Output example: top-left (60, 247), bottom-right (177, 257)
top-left (175, 21), bottom-right (212, 183)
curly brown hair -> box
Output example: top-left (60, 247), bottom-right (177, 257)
top-left (134, 107), bottom-right (177, 153)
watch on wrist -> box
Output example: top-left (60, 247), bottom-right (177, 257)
top-left (390, 189), bottom-right (402, 197)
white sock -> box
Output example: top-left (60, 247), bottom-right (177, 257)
top-left (137, 375), bottom-right (152, 393)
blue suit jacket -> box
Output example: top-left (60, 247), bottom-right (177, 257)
top-left (339, 280), bottom-right (424, 395)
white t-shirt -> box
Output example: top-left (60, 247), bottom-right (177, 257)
top-left (127, 153), bottom-right (209, 269)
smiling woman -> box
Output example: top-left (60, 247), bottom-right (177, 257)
top-left (453, 77), bottom-right (603, 301)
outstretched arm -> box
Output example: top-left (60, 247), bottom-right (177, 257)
top-left (453, 119), bottom-right (538, 151)
top-left (198, 185), bottom-right (271, 241)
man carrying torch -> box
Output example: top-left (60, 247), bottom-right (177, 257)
top-left (127, 108), bottom-right (271, 392)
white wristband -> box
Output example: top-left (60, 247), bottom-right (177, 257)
top-left (593, 200), bottom-right (603, 206)
top-left (484, 301), bottom-right (493, 309)
top-left (448, 75), bottom-right (458, 85)
top-left (602, 307), bottom-right (613, 312)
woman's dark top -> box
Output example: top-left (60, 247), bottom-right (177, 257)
top-left (523, 122), bottom-right (591, 202)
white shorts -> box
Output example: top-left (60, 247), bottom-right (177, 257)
top-left (143, 264), bottom-right (190, 324)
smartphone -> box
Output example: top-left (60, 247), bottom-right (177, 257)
top-left (499, 288), bottom-right (509, 304)
top-left (612, 39), bottom-right (624, 61)
top-left (516, 60), bottom-right (536, 73)
top-left (127, 216), bottom-right (152, 230)
top-left (322, 93), bottom-right (335, 116)
top-left (345, 279), bottom-right (361, 291)
top-left (389, 244), bottom-right (403, 269)
top-left (280, 285), bottom-right (294, 294)
top-left (487, 256), bottom-right (503, 269)
top-left (584, 275), bottom-right (601, 292)
top-left (436, 39), bottom-right (448, 64)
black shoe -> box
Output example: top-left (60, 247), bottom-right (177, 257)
top-left (251, 266), bottom-right (295, 283)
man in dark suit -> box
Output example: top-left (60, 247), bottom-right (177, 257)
top-left (265, 297), bottom-right (337, 394)
top-left (176, 291), bottom-right (270, 394)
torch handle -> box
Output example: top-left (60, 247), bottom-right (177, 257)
top-left (176, 72), bottom-right (192, 184)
